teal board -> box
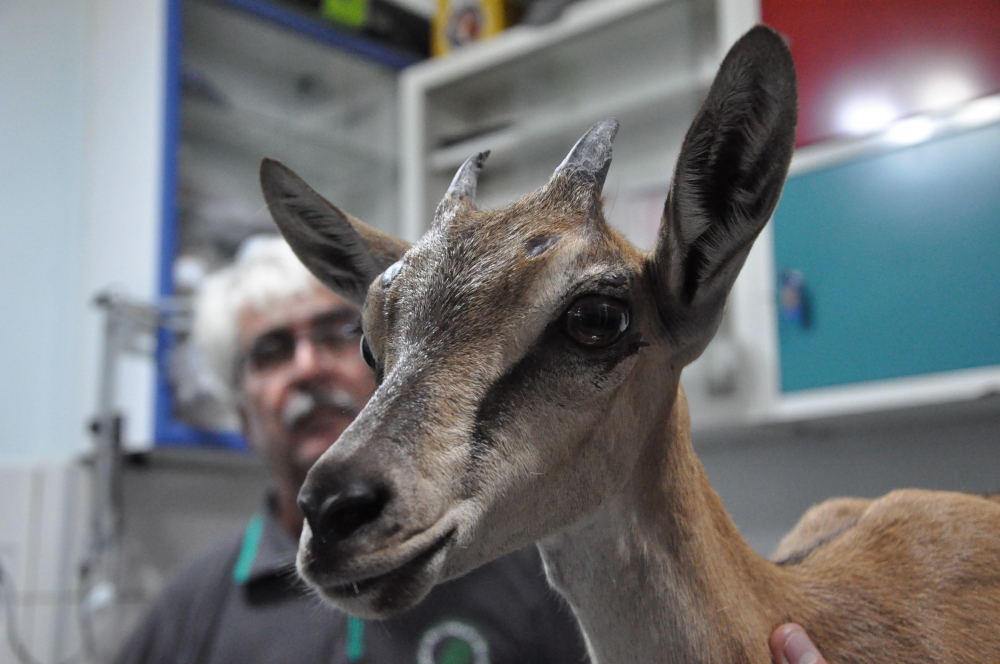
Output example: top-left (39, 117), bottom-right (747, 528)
top-left (772, 122), bottom-right (1000, 392)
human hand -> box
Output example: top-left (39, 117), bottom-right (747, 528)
top-left (770, 623), bottom-right (827, 664)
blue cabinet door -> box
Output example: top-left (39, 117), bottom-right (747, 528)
top-left (773, 121), bottom-right (1000, 392)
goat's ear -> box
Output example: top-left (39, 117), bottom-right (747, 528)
top-left (647, 26), bottom-right (796, 354)
top-left (260, 159), bottom-right (411, 306)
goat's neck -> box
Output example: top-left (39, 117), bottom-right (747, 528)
top-left (538, 392), bottom-right (792, 664)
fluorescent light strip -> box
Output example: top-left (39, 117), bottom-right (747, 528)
top-left (791, 91), bottom-right (1000, 176)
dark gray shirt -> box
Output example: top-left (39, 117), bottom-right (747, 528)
top-left (116, 508), bottom-right (589, 664)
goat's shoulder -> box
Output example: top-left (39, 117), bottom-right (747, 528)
top-left (772, 497), bottom-right (873, 563)
top-left (807, 489), bottom-right (1000, 568)
top-left (785, 490), bottom-right (1000, 662)
top-left (858, 488), bottom-right (1000, 540)
top-left (778, 489), bottom-right (1000, 565)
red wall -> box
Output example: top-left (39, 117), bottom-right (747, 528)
top-left (761, 0), bottom-right (1000, 146)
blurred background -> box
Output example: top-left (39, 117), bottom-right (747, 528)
top-left (1, 0), bottom-right (998, 661)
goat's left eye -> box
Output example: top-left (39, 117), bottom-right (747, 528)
top-left (563, 296), bottom-right (629, 348)
top-left (360, 335), bottom-right (377, 369)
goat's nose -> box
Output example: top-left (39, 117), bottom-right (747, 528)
top-left (298, 479), bottom-right (389, 545)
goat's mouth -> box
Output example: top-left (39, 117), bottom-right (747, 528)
top-left (299, 524), bottom-right (457, 617)
top-left (327, 529), bottom-right (454, 596)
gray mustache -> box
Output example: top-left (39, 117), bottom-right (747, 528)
top-left (281, 388), bottom-right (361, 431)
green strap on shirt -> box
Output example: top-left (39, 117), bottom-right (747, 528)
top-left (346, 616), bottom-right (365, 661)
top-left (232, 513), bottom-right (265, 584)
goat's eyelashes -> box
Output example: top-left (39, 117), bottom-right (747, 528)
top-left (562, 296), bottom-right (630, 348)
top-left (360, 335), bottom-right (377, 370)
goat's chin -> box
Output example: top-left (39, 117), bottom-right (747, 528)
top-left (295, 524), bottom-right (457, 619)
top-left (311, 554), bottom-right (445, 619)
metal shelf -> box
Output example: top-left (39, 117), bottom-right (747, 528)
top-left (426, 68), bottom-right (712, 172)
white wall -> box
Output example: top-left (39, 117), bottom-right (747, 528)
top-left (0, 0), bottom-right (166, 464)
top-left (0, 1), bottom-right (89, 464)
top-left (79, 0), bottom-right (169, 455)
top-left (1, 1), bottom-right (167, 660)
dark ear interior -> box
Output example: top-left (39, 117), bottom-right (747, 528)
top-left (649, 25), bottom-right (797, 342)
top-left (260, 159), bottom-right (410, 306)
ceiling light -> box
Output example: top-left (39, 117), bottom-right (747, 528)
top-left (884, 116), bottom-right (936, 145)
top-left (837, 97), bottom-right (899, 135)
top-left (952, 96), bottom-right (1000, 128)
top-left (918, 75), bottom-right (977, 112)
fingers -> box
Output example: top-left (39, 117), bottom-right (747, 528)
top-left (770, 623), bottom-right (826, 664)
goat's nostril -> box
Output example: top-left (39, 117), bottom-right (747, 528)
top-left (298, 481), bottom-right (389, 545)
top-left (297, 485), bottom-right (325, 537)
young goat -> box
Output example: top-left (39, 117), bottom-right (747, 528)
top-left (261, 26), bottom-right (1000, 664)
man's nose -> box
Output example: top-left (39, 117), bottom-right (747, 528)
top-left (290, 337), bottom-right (328, 380)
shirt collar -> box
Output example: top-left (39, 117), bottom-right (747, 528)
top-left (233, 500), bottom-right (301, 586)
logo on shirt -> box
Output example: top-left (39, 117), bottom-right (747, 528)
top-left (416, 620), bottom-right (490, 664)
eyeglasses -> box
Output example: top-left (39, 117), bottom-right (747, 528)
top-left (242, 309), bottom-right (363, 374)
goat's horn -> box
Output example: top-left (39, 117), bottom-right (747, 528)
top-left (445, 151), bottom-right (490, 203)
top-left (552, 118), bottom-right (619, 190)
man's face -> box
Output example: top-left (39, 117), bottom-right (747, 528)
top-left (237, 284), bottom-right (376, 496)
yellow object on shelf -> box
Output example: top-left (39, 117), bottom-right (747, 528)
top-left (432, 0), bottom-right (507, 57)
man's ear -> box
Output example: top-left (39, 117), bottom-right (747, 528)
top-left (260, 159), bottom-right (411, 306)
top-left (648, 26), bottom-right (797, 353)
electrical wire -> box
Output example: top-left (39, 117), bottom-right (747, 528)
top-left (74, 559), bottom-right (99, 664)
top-left (0, 557), bottom-right (42, 664)
top-left (0, 534), bottom-right (122, 664)
top-left (0, 558), bottom-right (85, 664)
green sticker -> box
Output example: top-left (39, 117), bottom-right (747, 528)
top-left (417, 621), bottom-right (489, 664)
top-left (437, 637), bottom-right (475, 664)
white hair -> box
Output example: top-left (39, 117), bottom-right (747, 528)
top-left (193, 235), bottom-right (319, 395)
